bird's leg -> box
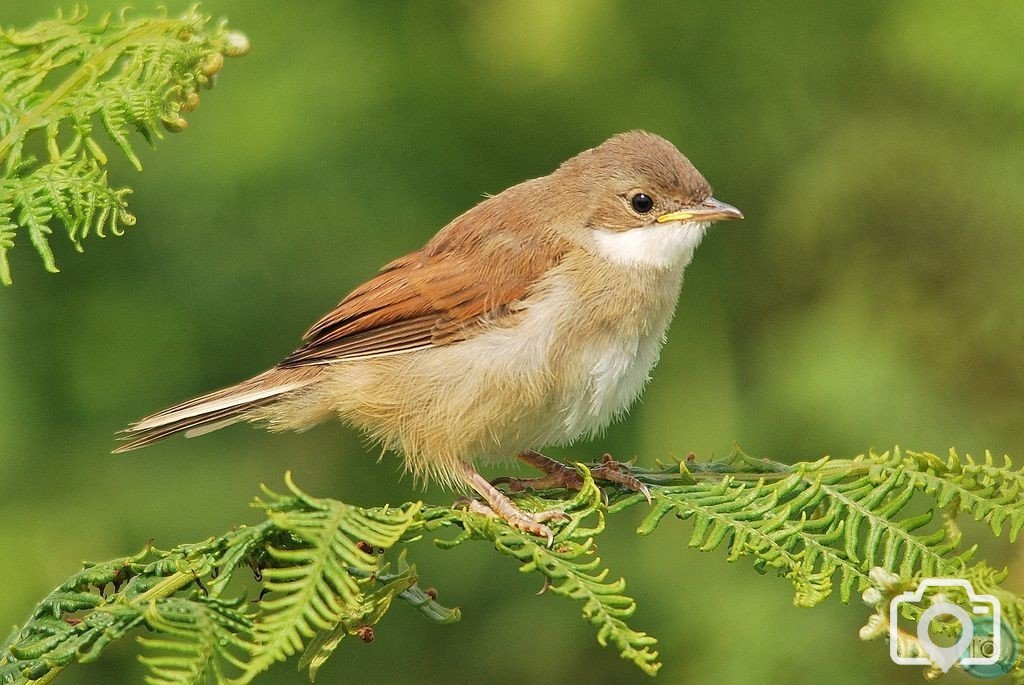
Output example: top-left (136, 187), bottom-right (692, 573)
top-left (455, 460), bottom-right (567, 545)
top-left (493, 449), bottom-right (651, 502)
top-left (493, 449), bottom-right (583, 491)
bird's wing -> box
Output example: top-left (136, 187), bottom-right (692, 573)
top-left (278, 225), bottom-right (569, 368)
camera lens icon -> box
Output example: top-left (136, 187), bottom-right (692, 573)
top-left (963, 617), bottom-right (1020, 679)
top-left (889, 578), bottom-right (1017, 676)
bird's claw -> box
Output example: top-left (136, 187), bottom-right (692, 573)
top-left (494, 451), bottom-right (652, 503)
top-left (460, 499), bottom-right (566, 546)
top-left (591, 453), bottom-right (652, 503)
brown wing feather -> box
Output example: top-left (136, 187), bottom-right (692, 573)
top-left (278, 193), bottom-right (570, 368)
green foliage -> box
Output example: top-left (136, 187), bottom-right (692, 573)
top-left (1, 448), bottom-right (1020, 683)
top-left (0, 6), bottom-right (248, 284)
top-left (437, 468), bottom-right (661, 675)
top-left (241, 477), bottom-right (425, 681)
top-left (615, 448), bottom-right (1023, 608)
top-left (137, 596), bottom-right (253, 685)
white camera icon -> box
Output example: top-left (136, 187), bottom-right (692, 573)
top-left (890, 578), bottom-right (1001, 672)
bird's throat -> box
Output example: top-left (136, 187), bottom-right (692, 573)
top-left (590, 221), bottom-right (709, 270)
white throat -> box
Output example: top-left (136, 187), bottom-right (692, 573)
top-left (590, 221), bottom-right (709, 269)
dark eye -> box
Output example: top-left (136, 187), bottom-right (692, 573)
top-left (630, 193), bottom-right (654, 213)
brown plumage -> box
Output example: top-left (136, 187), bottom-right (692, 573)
top-left (116, 130), bottom-right (742, 540)
top-left (281, 201), bottom-right (572, 366)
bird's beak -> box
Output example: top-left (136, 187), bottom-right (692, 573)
top-left (656, 197), bottom-right (744, 224)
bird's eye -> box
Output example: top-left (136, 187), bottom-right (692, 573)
top-left (630, 193), bottom-right (654, 214)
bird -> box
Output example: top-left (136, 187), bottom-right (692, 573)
top-left (116, 130), bottom-right (742, 542)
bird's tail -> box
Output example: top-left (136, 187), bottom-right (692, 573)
top-left (114, 367), bottom-right (322, 453)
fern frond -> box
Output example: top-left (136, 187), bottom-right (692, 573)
top-left (297, 560), bottom-right (418, 681)
top-left (0, 547), bottom-right (159, 682)
top-left (608, 447), bottom-right (1012, 608)
top-left (137, 596), bottom-right (253, 685)
top-left (0, 6), bottom-right (248, 284)
top-left (238, 472), bottom-right (423, 682)
top-left (437, 467), bottom-right (661, 675)
top-left (2, 448), bottom-right (1020, 682)
top-left (0, 196), bottom-right (14, 284)
top-left (896, 448), bottom-right (1024, 539)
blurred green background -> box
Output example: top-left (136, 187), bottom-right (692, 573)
top-left (1, 1), bottom-right (1022, 683)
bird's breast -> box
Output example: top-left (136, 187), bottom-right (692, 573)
top-left (544, 258), bottom-right (688, 442)
top-left (556, 326), bottom-right (664, 440)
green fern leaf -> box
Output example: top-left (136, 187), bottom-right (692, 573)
top-left (0, 7), bottom-right (248, 284)
top-left (440, 467), bottom-right (662, 676)
top-left (900, 449), bottom-right (1024, 541)
top-left (4, 449), bottom-right (1020, 682)
top-left (616, 447), bottom-right (993, 608)
top-left (137, 596), bottom-right (253, 685)
top-left (298, 563), bottom-right (418, 681)
top-left (239, 472), bottom-right (422, 682)
top-left (0, 198), bottom-right (15, 283)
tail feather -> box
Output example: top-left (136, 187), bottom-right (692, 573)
top-left (114, 367), bottom-right (320, 453)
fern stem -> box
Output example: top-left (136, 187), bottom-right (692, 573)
top-left (134, 568), bottom-right (203, 604)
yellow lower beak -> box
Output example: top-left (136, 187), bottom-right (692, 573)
top-left (656, 198), bottom-right (744, 223)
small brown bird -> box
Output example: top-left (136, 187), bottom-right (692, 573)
top-left (117, 130), bottom-right (742, 541)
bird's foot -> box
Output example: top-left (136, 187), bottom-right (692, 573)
top-left (494, 450), bottom-right (651, 503)
top-left (460, 499), bottom-right (567, 546)
top-left (455, 460), bottom-right (568, 546)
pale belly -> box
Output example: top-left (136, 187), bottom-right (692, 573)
top-left (555, 327), bottom-right (667, 443)
top-left (479, 263), bottom-right (684, 451)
